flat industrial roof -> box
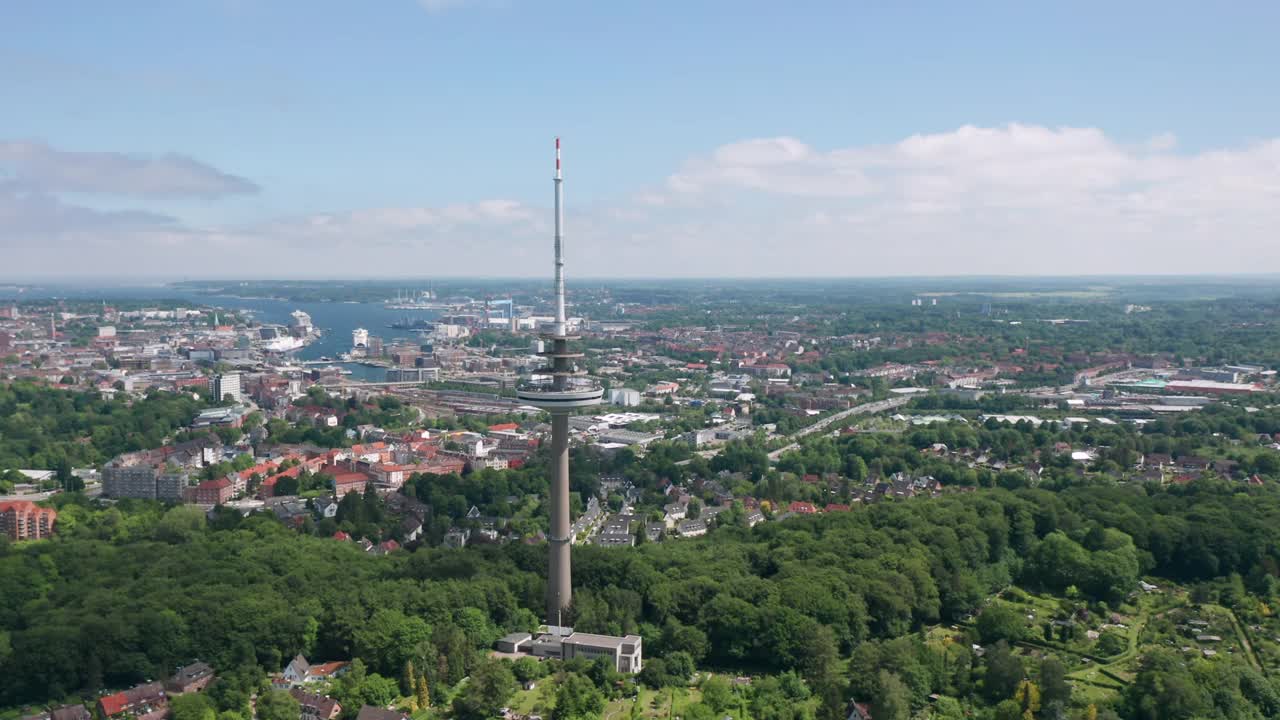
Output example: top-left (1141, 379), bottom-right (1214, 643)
top-left (563, 632), bottom-right (642, 649)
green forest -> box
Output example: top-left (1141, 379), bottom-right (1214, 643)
top-left (4, 479), bottom-right (1280, 720)
top-left (0, 383), bottom-right (204, 472)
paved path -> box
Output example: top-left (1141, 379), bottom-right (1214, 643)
top-left (1224, 606), bottom-right (1264, 672)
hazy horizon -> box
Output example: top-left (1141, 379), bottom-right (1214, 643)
top-left (4, 271), bottom-right (1280, 288)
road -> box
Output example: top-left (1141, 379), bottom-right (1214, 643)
top-left (766, 396), bottom-right (911, 460)
top-left (0, 483), bottom-right (101, 503)
top-left (676, 396), bottom-right (911, 466)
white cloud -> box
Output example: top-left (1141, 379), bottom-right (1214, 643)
top-left (6, 125), bottom-right (1280, 278)
top-left (638, 124), bottom-right (1280, 275)
top-left (0, 140), bottom-right (259, 197)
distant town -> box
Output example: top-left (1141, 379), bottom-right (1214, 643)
top-left (4, 277), bottom-right (1280, 720)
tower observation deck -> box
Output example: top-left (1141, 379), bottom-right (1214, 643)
top-left (516, 138), bottom-right (601, 627)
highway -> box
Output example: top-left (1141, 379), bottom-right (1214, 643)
top-left (680, 396), bottom-right (911, 465)
top-left (766, 396), bottom-right (911, 460)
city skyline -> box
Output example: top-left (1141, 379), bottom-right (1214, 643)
top-left (6, 2), bottom-right (1280, 277)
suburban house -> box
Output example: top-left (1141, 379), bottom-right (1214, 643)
top-left (98, 683), bottom-right (167, 720)
top-left (289, 690), bottom-right (342, 720)
top-left (676, 519), bottom-right (708, 537)
top-left (21, 705), bottom-right (91, 720)
top-left (276, 655), bottom-right (351, 688)
top-left (355, 708), bottom-right (409, 720)
top-left (166, 661), bottom-right (216, 694)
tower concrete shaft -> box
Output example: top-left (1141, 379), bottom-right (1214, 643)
top-left (547, 378), bottom-right (571, 625)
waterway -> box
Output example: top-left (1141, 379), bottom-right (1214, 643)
top-left (187, 296), bottom-right (442, 381)
top-left (2, 285), bottom-right (440, 382)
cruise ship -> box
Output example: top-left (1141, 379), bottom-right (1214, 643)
top-left (258, 324), bottom-right (311, 353)
top-left (263, 335), bottom-right (306, 352)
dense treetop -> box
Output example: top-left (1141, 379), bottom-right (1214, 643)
top-left (3, 479), bottom-right (1279, 718)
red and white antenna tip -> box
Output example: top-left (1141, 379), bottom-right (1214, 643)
top-left (555, 137), bottom-right (561, 174)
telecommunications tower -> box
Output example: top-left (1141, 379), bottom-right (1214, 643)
top-left (516, 139), bottom-right (603, 628)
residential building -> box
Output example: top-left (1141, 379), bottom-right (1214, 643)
top-left (211, 373), bottom-right (242, 403)
top-left (355, 709), bottom-right (408, 720)
top-left (305, 661), bottom-right (351, 683)
top-left (98, 683), bottom-right (168, 720)
top-left (21, 706), bottom-right (89, 720)
top-left (330, 470), bottom-right (368, 497)
top-left (166, 662), bottom-right (216, 694)
top-left (103, 443), bottom-right (213, 500)
top-left (104, 459), bottom-right (185, 501)
top-left (444, 526), bottom-right (470, 548)
top-left (280, 655), bottom-right (310, 686)
top-left (0, 500), bottom-right (57, 540)
top-left (369, 463), bottom-right (410, 489)
top-left (290, 690), bottom-right (341, 720)
top-left (277, 655), bottom-right (351, 688)
top-left (645, 381), bottom-right (679, 396)
top-left (595, 528), bottom-right (635, 547)
top-left (677, 519), bottom-right (708, 537)
top-left (192, 478), bottom-right (235, 505)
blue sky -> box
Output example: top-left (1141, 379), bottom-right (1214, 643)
top-left (4, 1), bottom-right (1280, 277)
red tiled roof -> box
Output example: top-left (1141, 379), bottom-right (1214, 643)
top-left (242, 461), bottom-right (281, 477)
top-left (307, 661), bottom-right (349, 678)
top-left (0, 500), bottom-right (51, 514)
top-left (99, 693), bottom-right (129, 717)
